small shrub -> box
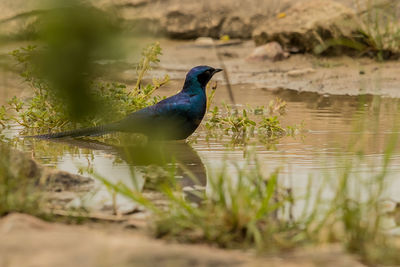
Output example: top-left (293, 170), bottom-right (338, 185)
top-left (314, 0), bottom-right (400, 60)
top-left (0, 43), bottom-right (168, 134)
top-left (203, 98), bottom-right (302, 146)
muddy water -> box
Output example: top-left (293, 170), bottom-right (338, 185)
top-left (2, 81), bottom-right (400, 214)
top-left (199, 86), bottom-right (400, 217)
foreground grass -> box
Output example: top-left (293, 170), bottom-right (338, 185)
top-left (154, 164), bottom-right (296, 250)
top-left (97, 146), bottom-right (400, 266)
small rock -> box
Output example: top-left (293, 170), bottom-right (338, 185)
top-left (221, 51), bottom-right (238, 58)
top-left (287, 68), bottom-right (316, 77)
top-left (194, 37), bottom-right (243, 48)
top-left (247, 42), bottom-right (289, 61)
top-left (194, 37), bottom-right (214, 46)
top-left (43, 169), bottom-right (93, 192)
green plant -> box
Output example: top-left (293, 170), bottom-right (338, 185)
top-left (153, 164), bottom-right (303, 250)
top-left (314, 0), bottom-right (400, 60)
top-left (0, 43), bottom-right (168, 134)
top-left (356, 0), bottom-right (400, 60)
top-left (93, 156), bottom-right (303, 250)
top-left (131, 42), bottom-right (164, 95)
top-left (202, 98), bottom-right (302, 146)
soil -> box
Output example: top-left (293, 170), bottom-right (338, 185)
top-left (0, 213), bottom-right (365, 267)
top-left (139, 39), bottom-right (400, 98)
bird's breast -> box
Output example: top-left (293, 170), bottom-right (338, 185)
top-left (188, 96), bottom-right (206, 121)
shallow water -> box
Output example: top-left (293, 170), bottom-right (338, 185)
top-left (2, 78), bottom-right (400, 214)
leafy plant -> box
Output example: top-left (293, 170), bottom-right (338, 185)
top-left (356, 0), bottom-right (400, 60)
top-left (314, 0), bottom-right (400, 60)
top-left (131, 42), bottom-right (164, 95)
top-left (0, 43), bottom-right (169, 134)
top-left (202, 98), bottom-right (302, 146)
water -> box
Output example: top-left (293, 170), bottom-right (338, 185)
top-left (2, 82), bottom-right (400, 214)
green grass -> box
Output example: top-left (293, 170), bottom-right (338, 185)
top-left (314, 0), bottom-right (400, 60)
top-left (153, 166), bottom-right (304, 251)
top-left (356, 0), bottom-right (400, 60)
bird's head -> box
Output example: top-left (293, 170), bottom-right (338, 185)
top-left (183, 66), bottom-right (223, 92)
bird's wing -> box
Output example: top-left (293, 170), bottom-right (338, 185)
top-left (115, 94), bottom-right (192, 130)
top-left (137, 94), bottom-right (191, 118)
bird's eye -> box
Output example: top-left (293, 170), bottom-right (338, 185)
top-left (197, 70), bottom-right (212, 85)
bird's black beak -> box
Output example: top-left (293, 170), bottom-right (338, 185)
top-left (212, 68), bottom-right (223, 75)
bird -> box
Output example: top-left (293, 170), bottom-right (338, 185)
top-left (30, 66), bottom-right (222, 140)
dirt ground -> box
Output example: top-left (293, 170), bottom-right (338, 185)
top-left (2, 38), bottom-right (400, 103)
top-left (0, 213), bottom-right (365, 267)
top-left (149, 39), bottom-right (400, 98)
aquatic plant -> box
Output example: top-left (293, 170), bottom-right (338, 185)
top-left (202, 97), bottom-right (302, 146)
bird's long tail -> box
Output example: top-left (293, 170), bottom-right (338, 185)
top-left (26, 123), bottom-right (117, 139)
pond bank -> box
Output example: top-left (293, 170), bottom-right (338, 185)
top-left (2, 38), bottom-right (400, 100)
top-left (149, 39), bottom-right (400, 98)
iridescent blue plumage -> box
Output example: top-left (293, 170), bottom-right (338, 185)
top-left (32, 66), bottom-right (222, 140)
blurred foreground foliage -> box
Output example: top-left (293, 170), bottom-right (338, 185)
top-left (37, 2), bottom-right (121, 119)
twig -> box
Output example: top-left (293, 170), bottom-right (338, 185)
top-left (212, 43), bottom-right (236, 107)
top-left (202, 0), bottom-right (237, 108)
top-left (49, 209), bottom-right (127, 222)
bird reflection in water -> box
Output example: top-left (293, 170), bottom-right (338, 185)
top-left (47, 137), bottom-right (207, 203)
